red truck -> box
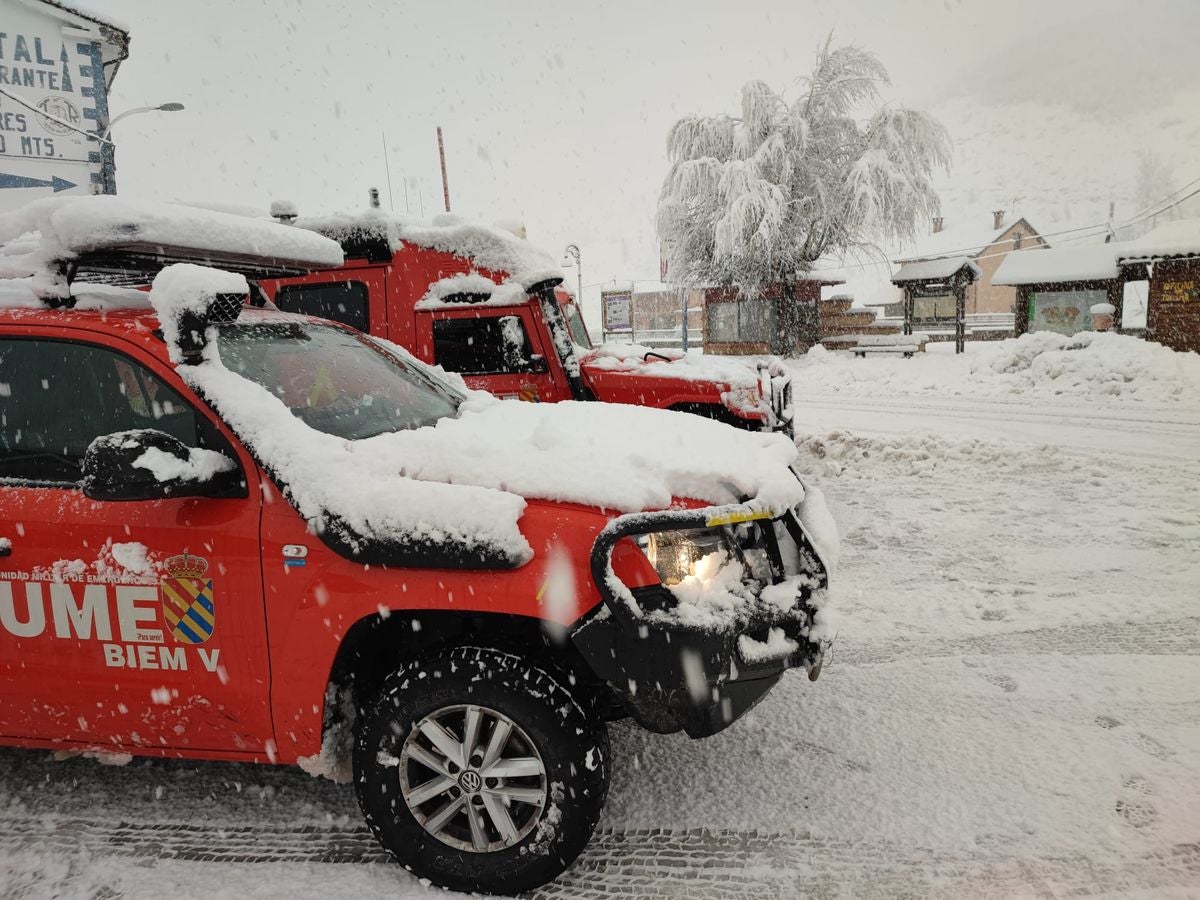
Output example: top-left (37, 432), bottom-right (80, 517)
top-left (0, 197), bottom-right (832, 894)
top-left (257, 210), bottom-right (794, 435)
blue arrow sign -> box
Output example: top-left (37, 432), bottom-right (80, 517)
top-left (0, 173), bottom-right (77, 192)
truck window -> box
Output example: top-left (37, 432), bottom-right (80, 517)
top-left (432, 315), bottom-right (540, 375)
top-left (0, 338), bottom-right (201, 485)
top-left (275, 281), bottom-right (370, 332)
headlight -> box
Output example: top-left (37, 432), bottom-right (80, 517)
top-left (723, 386), bottom-right (762, 414)
top-left (636, 527), bottom-right (728, 586)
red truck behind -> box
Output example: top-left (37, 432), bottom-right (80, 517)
top-left (257, 211), bottom-right (793, 435)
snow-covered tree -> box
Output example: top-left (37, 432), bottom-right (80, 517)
top-left (657, 38), bottom-right (950, 350)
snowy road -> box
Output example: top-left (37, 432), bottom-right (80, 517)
top-left (4, 389), bottom-right (1200, 899)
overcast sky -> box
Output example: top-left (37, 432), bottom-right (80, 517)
top-left (105, 0), bottom-right (1200, 323)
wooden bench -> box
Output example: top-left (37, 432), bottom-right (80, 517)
top-left (852, 333), bottom-right (929, 358)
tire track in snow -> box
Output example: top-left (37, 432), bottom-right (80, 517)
top-left (833, 617), bottom-right (1200, 667)
top-left (2, 817), bottom-right (1197, 899)
top-left (799, 395), bottom-right (1200, 430)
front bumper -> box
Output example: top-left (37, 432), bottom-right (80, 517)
top-left (571, 503), bottom-right (828, 738)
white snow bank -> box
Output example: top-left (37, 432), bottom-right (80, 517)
top-left (0, 197), bottom-right (343, 301)
top-left (295, 209), bottom-right (563, 288)
top-left (789, 331), bottom-right (1200, 401)
top-left (415, 272), bottom-right (528, 309)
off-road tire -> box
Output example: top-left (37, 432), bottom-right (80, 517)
top-left (353, 645), bottom-right (610, 894)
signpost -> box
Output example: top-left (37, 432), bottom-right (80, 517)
top-left (601, 288), bottom-right (633, 343)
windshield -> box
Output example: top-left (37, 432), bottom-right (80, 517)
top-left (561, 299), bottom-right (593, 349)
top-left (216, 322), bottom-right (462, 440)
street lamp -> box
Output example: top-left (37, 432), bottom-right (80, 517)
top-left (103, 102), bottom-right (185, 141)
top-left (561, 243), bottom-right (581, 304)
top-left (100, 102), bottom-right (185, 195)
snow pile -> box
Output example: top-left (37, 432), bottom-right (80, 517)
top-left (0, 196), bottom-right (342, 303)
top-left (295, 209), bottom-right (563, 288)
top-left (972, 331), bottom-right (1200, 399)
top-left (789, 332), bottom-right (1200, 401)
top-left (415, 272), bottom-right (528, 309)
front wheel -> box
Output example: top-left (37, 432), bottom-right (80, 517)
top-left (353, 645), bottom-right (610, 894)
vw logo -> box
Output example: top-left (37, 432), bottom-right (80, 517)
top-left (459, 770), bottom-right (482, 793)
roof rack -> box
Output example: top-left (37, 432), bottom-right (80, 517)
top-left (56, 244), bottom-right (325, 288)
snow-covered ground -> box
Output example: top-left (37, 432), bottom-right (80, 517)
top-left (3, 339), bottom-right (1199, 899)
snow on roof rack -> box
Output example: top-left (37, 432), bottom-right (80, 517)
top-left (0, 197), bottom-right (344, 297)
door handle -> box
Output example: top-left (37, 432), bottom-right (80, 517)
top-left (0, 538), bottom-right (11, 557)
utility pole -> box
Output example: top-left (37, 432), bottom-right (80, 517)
top-left (382, 132), bottom-right (395, 211)
top-left (437, 126), bottom-right (451, 212)
top-left (679, 285), bottom-right (689, 352)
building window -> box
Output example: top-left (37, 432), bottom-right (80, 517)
top-left (432, 315), bottom-right (539, 375)
top-left (706, 302), bottom-right (739, 341)
top-left (276, 281), bottom-right (370, 332)
top-left (1029, 288), bottom-right (1107, 335)
top-left (705, 297), bottom-right (774, 342)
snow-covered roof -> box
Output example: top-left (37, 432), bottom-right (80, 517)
top-left (295, 210), bottom-right (564, 288)
top-left (991, 244), bottom-right (1120, 286)
top-left (892, 257), bottom-right (981, 283)
top-left (1118, 217), bottom-right (1200, 262)
top-left (0, 197), bottom-right (344, 289)
top-left (896, 220), bottom-right (1014, 263)
top-left (990, 219), bottom-right (1200, 286)
top-left (39, 0), bottom-right (130, 31)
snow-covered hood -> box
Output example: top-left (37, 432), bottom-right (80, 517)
top-left (579, 343), bottom-right (763, 389)
top-left (182, 356), bottom-right (804, 569)
top-left (356, 394), bottom-right (804, 514)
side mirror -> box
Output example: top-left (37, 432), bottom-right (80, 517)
top-left (82, 429), bottom-right (240, 502)
top-left (526, 353), bottom-right (549, 374)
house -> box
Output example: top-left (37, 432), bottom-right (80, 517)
top-left (992, 217), bottom-right (1200, 352)
top-left (702, 273), bottom-right (844, 356)
top-left (891, 211), bottom-right (1046, 323)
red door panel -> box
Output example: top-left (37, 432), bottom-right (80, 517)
top-left (0, 332), bottom-right (272, 754)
